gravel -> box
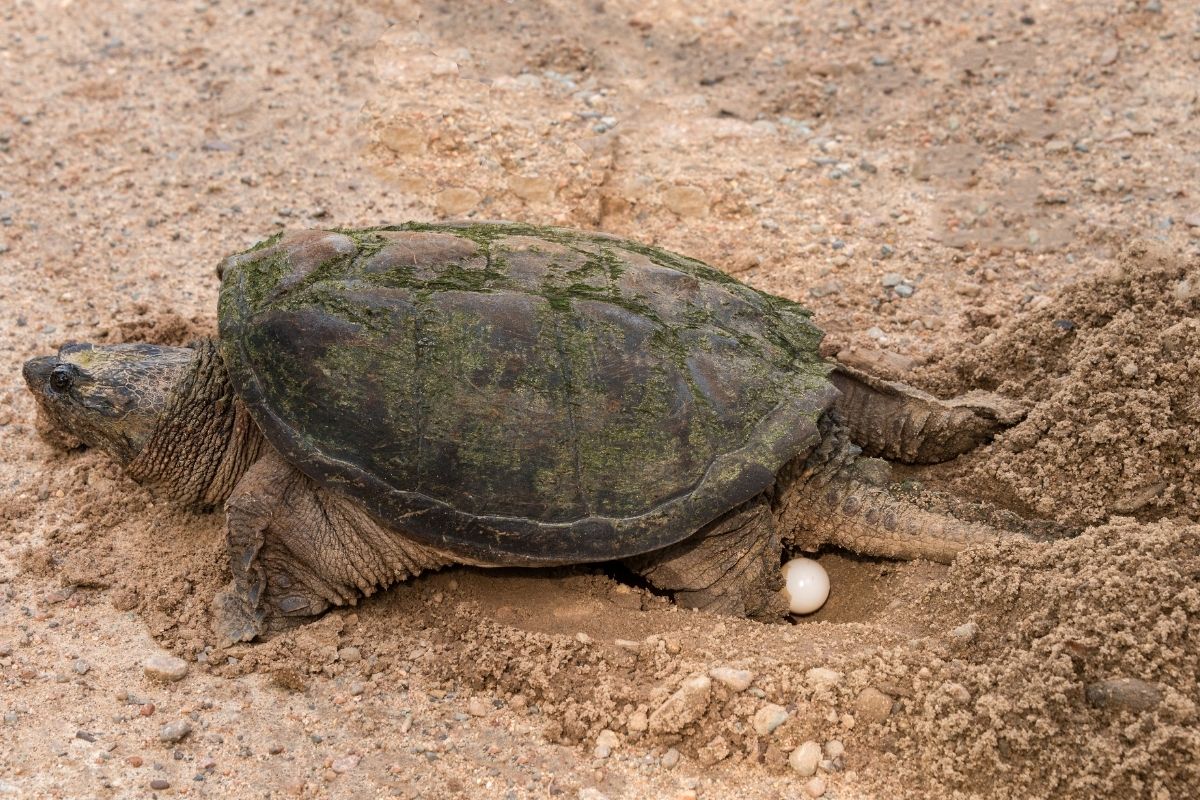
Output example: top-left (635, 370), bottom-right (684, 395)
top-left (143, 654), bottom-right (188, 683)
top-left (789, 741), bottom-right (822, 776)
top-left (159, 720), bottom-right (192, 743)
top-left (751, 704), bottom-right (789, 736)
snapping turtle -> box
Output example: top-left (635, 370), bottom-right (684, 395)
top-left (24, 222), bottom-right (1027, 642)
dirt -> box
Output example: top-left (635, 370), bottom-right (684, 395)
top-left (1, 1), bottom-right (1198, 798)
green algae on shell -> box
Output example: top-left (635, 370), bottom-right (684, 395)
top-left (217, 222), bottom-right (836, 564)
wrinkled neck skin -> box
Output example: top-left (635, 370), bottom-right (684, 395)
top-left (126, 339), bottom-right (264, 510)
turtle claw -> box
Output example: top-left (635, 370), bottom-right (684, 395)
top-left (212, 582), bottom-right (266, 647)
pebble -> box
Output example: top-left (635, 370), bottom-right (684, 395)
top-left (467, 696), bottom-right (490, 717)
top-left (825, 739), bottom-right (845, 760)
top-left (866, 326), bottom-right (885, 340)
top-left (661, 748), bottom-right (680, 769)
top-left (648, 674), bottom-right (711, 734)
top-left (143, 654), bottom-right (188, 683)
top-left (159, 720), bottom-right (193, 743)
top-left (593, 729), bottom-right (620, 759)
top-left (331, 754), bottom-right (360, 774)
top-left (789, 741), bottom-right (821, 776)
top-left (1085, 678), bottom-right (1162, 712)
top-left (806, 667), bottom-right (842, 688)
top-left (149, 779), bottom-right (170, 790)
top-left (950, 621), bottom-right (979, 642)
top-left (881, 273), bottom-right (904, 288)
top-left (854, 687), bottom-right (893, 723)
top-left (1184, 213), bottom-right (1200, 228)
top-left (809, 279), bottom-right (843, 298)
top-left (894, 283), bottom-right (914, 298)
top-left (805, 776), bottom-right (828, 797)
top-left (708, 667), bottom-right (754, 692)
top-left (752, 703), bottom-right (789, 736)
top-left (73, 659), bottom-right (90, 675)
top-left (661, 185), bottom-right (709, 218)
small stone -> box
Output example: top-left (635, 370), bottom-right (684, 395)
top-left (950, 622), bottom-right (978, 642)
top-left (805, 776), bottom-right (828, 797)
top-left (661, 748), bottom-right (680, 769)
top-left (159, 720), bottom-right (193, 743)
top-left (697, 734), bottom-right (730, 766)
top-left (854, 687), bottom-right (893, 723)
top-left (150, 779), bottom-right (170, 790)
top-left (331, 754), bottom-right (360, 774)
top-left (789, 741), bottom-right (821, 776)
top-left (661, 185), bottom-right (709, 218)
top-left (894, 283), bottom-right (914, 298)
top-left (435, 187), bottom-right (481, 216)
top-left (349, 681), bottom-right (366, 696)
top-left (648, 674), bottom-right (711, 734)
top-left (201, 139), bottom-right (233, 152)
top-left (808, 279), bottom-right (843, 298)
top-left (337, 647), bottom-right (361, 663)
top-left (467, 697), bottom-right (490, 717)
top-left (73, 658), bottom-right (90, 675)
top-left (825, 739), bottom-right (845, 759)
top-left (1085, 678), bottom-right (1162, 712)
top-left (1183, 213), bottom-right (1200, 228)
top-left (708, 667), bottom-right (753, 692)
top-left (1098, 47), bottom-right (1119, 66)
top-left (143, 654), bottom-right (188, 683)
top-left (880, 272), bottom-right (904, 288)
top-left (126, 755), bottom-right (143, 767)
top-left (752, 703), bottom-right (789, 736)
top-left (593, 729), bottom-right (619, 759)
top-left (806, 667), bottom-right (843, 688)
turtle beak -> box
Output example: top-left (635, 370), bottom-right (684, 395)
top-left (22, 355), bottom-right (56, 392)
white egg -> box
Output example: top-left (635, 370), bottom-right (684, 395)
top-left (782, 557), bottom-right (830, 615)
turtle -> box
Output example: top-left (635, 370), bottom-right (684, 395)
top-left (23, 221), bottom-right (1032, 644)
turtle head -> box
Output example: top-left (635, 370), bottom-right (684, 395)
top-left (23, 342), bottom-right (196, 464)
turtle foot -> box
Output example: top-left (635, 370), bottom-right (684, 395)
top-left (625, 498), bottom-right (788, 620)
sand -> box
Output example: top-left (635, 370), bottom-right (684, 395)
top-left (1, 1), bottom-right (1198, 798)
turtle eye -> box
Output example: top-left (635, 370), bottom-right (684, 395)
top-left (49, 366), bottom-right (74, 393)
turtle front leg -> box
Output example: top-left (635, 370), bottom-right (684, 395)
top-left (624, 498), bottom-right (789, 620)
top-left (213, 448), bottom-right (453, 645)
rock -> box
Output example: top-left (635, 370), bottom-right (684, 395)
top-left (808, 279), bottom-right (843, 298)
top-left (806, 667), bottom-right (843, 688)
top-left (854, 687), bottom-right (893, 723)
top-left (805, 776), bottom-right (827, 797)
top-left (1098, 47), bottom-right (1119, 66)
top-left (950, 622), bottom-right (979, 642)
top-left (593, 729), bottom-right (619, 759)
top-left (1183, 213), bottom-right (1200, 228)
top-left (789, 741), bottom-right (821, 776)
top-left (661, 185), bottom-right (709, 218)
top-left (73, 659), bottom-right (90, 675)
top-left (661, 747), bottom-right (680, 768)
top-left (338, 646), bottom-right (362, 663)
top-left (467, 697), bottom-right (490, 717)
top-left (150, 779), bottom-right (170, 790)
top-left (752, 703), bottom-right (789, 735)
top-left (881, 272), bottom-right (904, 288)
top-left (825, 739), bottom-right (845, 759)
top-left (1085, 678), bottom-right (1162, 712)
top-left (435, 187), bottom-right (481, 216)
top-left (648, 674), bottom-right (711, 734)
top-left (331, 754), bottom-right (360, 774)
top-left (378, 125), bottom-right (425, 155)
top-left (159, 720), bottom-right (193, 743)
top-left (697, 735), bottom-right (730, 766)
top-left (894, 283), bottom-right (914, 298)
top-left (143, 654), bottom-right (188, 683)
top-left (509, 175), bottom-right (555, 204)
top-left (709, 667), bottom-right (754, 692)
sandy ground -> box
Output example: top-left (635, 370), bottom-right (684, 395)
top-left (1, 1), bottom-right (1199, 798)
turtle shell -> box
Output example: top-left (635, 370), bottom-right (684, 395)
top-left (217, 223), bottom-right (836, 565)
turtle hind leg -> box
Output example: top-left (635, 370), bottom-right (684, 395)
top-left (213, 448), bottom-right (453, 645)
top-left (623, 497), bottom-right (789, 620)
top-left (830, 362), bottom-right (1025, 464)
